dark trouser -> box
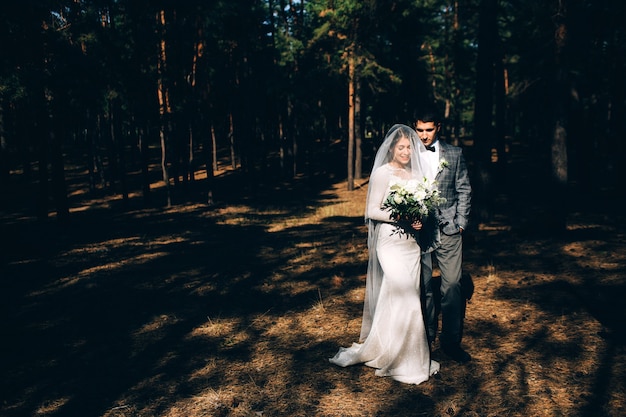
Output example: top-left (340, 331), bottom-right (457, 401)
top-left (421, 232), bottom-right (464, 346)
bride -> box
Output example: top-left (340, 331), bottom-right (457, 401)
top-left (329, 124), bottom-right (440, 385)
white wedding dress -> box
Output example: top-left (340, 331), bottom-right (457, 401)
top-left (329, 164), bottom-right (439, 385)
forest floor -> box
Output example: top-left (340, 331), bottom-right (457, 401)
top-left (1, 151), bottom-right (626, 417)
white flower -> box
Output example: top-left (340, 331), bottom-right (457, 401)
top-left (438, 158), bottom-right (449, 174)
top-left (414, 189), bottom-right (427, 201)
top-left (405, 179), bottom-right (419, 192)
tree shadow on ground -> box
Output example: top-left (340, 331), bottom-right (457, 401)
top-left (0, 173), bottom-right (369, 417)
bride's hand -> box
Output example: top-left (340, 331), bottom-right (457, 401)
top-left (411, 220), bottom-right (423, 230)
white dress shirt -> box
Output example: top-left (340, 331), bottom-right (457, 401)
top-left (420, 141), bottom-right (440, 181)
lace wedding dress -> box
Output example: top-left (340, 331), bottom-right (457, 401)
top-left (329, 158), bottom-right (439, 385)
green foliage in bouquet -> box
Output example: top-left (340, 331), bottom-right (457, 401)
top-left (381, 177), bottom-right (446, 242)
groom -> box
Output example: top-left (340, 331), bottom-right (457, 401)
top-left (414, 107), bottom-right (472, 363)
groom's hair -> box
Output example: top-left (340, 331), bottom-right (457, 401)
top-left (413, 107), bottom-right (442, 125)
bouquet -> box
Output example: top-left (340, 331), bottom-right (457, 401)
top-left (381, 177), bottom-right (446, 238)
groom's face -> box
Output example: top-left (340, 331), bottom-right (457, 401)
top-left (415, 120), bottom-right (440, 147)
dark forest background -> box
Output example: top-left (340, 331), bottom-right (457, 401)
top-left (2, 2), bottom-right (626, 417)
top-left (1, 0), bottom-right (625, 224)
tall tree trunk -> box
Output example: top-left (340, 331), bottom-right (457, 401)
top-left (211, 122), bottom-right (217, 173)
top-left (549, 1), bottom-right (569, 232)
top-left (93, 114), bottom-right (106, 191)
top-left (347, 47), bottom-right (355, 191)
top-left (105, 99), bottom-right (118, 193)
top-left (185, 124), bottom-right (194, 183)
top-left (354, 69), bottom-right (362, 180)
top-left (292, 124), bottom-right (297, 178)
top-left (284, 96), bottom-right (295, 178)
top-left (138, 124), bottom-right (152, 205)
top-left (228, 111), bottom-right (236, 170)
top-left (157, 9), bottom-right (172, 207)
top-left (188, 26), bottom-right (205, 186)
top-left (494, 50), bottom-right (508, 188)
top-left (289, 94), bottom-right (297, 177)
top-left (159, 126), bottom-right (170, 207)
top-left (473, 0), bottom-right (498, 222)
top-left (452, 0), bottom-right (462, 143)
top-left (205, 121), bottom-right (216, 206)
top-left (110, 99), bottom-right (129, 205)
top-left (608, 18), bottom-right (626, 193)
top-left (49, 109), bottom-right (68, 222)
top-left (36, 91), bottom-right (49, 220)
top-left (36, 123), bottom-right (49, 220)
top-left (279, 113), bottom-right (285, 175)
top-left (86, 113), bottom-right (96, 193)
top-left (0, 101), bottom-right (8, 183)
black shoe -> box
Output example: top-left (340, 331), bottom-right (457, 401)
top-left (442, 344), bottom-right (471, 363)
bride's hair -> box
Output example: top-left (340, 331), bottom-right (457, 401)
top-left (373, 124), bottom-right (423, 171)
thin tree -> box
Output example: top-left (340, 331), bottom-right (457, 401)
top-left (156, 9), bottom-right (173, 207)
top-left (354, 61), bottom-right (362, 180)
top-left (347, 44), bottom-right (355, 191)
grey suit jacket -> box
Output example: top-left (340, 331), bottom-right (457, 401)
top-left (434, 140), bottom-right (472, 235)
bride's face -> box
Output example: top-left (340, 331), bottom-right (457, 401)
top-left (392, 136), bottom-right (412, 167)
